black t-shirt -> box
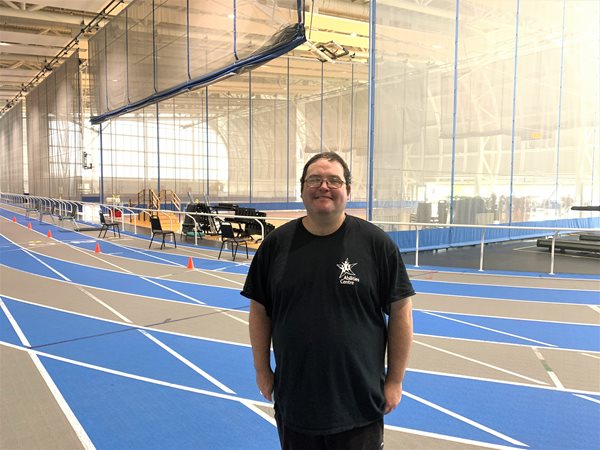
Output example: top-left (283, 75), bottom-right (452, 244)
top-left (241, 215), bottom-right (415, 435)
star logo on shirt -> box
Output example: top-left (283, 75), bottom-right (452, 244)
top-left (337, 258), bottom-right (357, 279)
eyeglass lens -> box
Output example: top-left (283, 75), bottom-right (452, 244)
top-left (306, 176), bottom-right (344, 188)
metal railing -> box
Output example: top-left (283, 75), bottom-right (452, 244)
top-left (372, 220), bottom-right (599, 275)
top-left (1, 192), bottom-right (598, 275)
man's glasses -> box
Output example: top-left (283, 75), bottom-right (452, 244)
top-left (305, 176), bottom-right (345, 189)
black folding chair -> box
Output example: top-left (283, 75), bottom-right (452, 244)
top-left (218, 222), bottom-right (249, 261)
top-left (149, 215), bottom-right (176, 249)
top-left (99, 211), bottom-right (121, 238)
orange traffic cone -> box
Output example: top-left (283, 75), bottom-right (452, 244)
top-left (95, 243), bottom-right (101, 254)
top-left (12, 217), bottom-right (17, 222)
top-left (27, 222), bottom-right (32, 230)
top-left (47, 229), bottom-right (53, 238)
top-left (187, 257), bottom-right (195, 270)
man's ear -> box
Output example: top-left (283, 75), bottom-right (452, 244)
top-left (346, 183), bottom-right (352, 197)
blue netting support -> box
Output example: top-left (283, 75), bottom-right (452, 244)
top-left (90, 0), bottom-right (306, 125)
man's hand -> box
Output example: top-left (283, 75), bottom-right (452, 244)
top-left (249, 300), bottom-right (274, 402)
top-left (384, 297), bottom-right (413, 415)
top-left (256, 369), bottom-right (275, 402)
top-left (383, 380), bottom-right (403, 414)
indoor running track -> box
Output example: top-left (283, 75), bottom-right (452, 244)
top-left (1, 296), bottom-right (599, 450)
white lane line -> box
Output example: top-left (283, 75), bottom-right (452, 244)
top-left (422, 311), bottom-right (558, 347)
top-left (414, 340), bottom-right (548, 385)
top-left (574, 394), bottom-right (600, 405)
top-left (76, 287), bottom-right (240, 395)
top-left (0, 232), bottom-right (72, 281)
top-left (0, 270), bottom-right (249, 321)
top-left (21, 285), bottom-right (236, 396)
top-left (221, 311), bottom-right (249, 325)
top-left (100, 242), bottom-right (182, 267)
top-left (0, 241), bottom-right (241, 396)
top-left (403, 391), bottom-right (528, 447)
top-left (2, 340), bottom-right (278, 430)
top-left (195, 268), bottom-right (245, 287)
top-left (66, 243), bottom-right (134, 274)
top-left (124, 234), bottom-right (222, 260)
top-left (140, 276), bottom-right (206, 305)
top-left (580, 352), bottom-right (600, 360)
top-left (0, 295), bottom-right (251, 352)
top-left (0, 340), bottom-right (257, 404)
top-left (589, 305), bottom-right (600, 314)
top-left (76, 286), bottom-right (132, 323)
top-left (8, 241), bottom-right (244, 291)
top-left (417, 291), bottom-right (596, 308)
top-left (4, 235), bottom-right (211, 309)
top-left (213, 266), bottom-right (235, 272)
top-left (32, 236), bottom-right (598, 324)
top-left (213, 263), bottom-right (251, 273)
top-left (408, 263), bottom-right (599, 284)
top-left (238, 399), bottom-right (276, 426)
top-left (415, 272), bottom-right (599, 292)
top-left (419, 307), bottom-right (597, 327)
top-left (384, 425), bottom-right (524, 450)
top-left (1, 232), bottom-right (244, 289)
top-left (155, 273), bottom-right (180, 279)
top-left (531, 347), bottom-right (564, 389)
top-left (0, 338), bottom-right (532, 446)
top-left (139, 329), bottom-right (236, 394)
top-left (0, 299), bottom-right (95, 450)
top-left (4, 231), bottom-right (132, 277)
top-left (409, 365), bottom-right (600, 396)
top-left (21, 247), bottom-right (71, 282)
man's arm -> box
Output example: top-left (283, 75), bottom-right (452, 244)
top-left (384, 297), bottom-right (413, 414)
top-left (249, 300), bottom-right (274, 401)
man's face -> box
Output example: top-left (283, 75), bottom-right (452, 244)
top-left (301, 158), bottom-right (350, 219)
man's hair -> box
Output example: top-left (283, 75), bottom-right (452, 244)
top-left (300, 152), bottom-right (352, 191)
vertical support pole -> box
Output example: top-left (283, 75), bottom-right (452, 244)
top-left (478, 228), bottom-right (486, 272)
top-left (156, 103), bottom-right (160, 196)
top-left (206, 87), bottom-right (210, 197)
top-left (549, 231), bottom-right (558, 275)
top-left (508, 0), bottom-right (520, 233)
top-left (448, 0), bottom-right (460, 245)
top-left (99, 122), bottom-right (104, 204)
top-left (320, 62), bottom-right (324, 153)
top-left (249, 72), bottom-right (252, 204)
top-left (366, 0), bottom-right (376, 222)
top-left (554, 0), bottom-right (567, 217)
top-left (350, 63), bottom-right (354, 202)
top-left (286, 58), bottom-right (290, 204)
top-left (414, 226), bottom-right (420, 268)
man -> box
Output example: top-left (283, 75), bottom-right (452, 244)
top-left (241, 152), bottom-right (414, 449)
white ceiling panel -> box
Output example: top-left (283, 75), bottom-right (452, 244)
top-left (1, 30), bottom-right (72, 47)
top-left (0, 68), bottom-right (39, 76)
top-left (1, 43), bottom-right (62, 57)
top-left (26, 1), bottom-right (113, 12)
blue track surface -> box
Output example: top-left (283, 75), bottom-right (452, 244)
top-left (2, 297), bottom-right (599, 450)
top-left (2, 207), bottom-right (600, 449)
top-left (41, 357), bottom-right (280, 450)
top-left (1, 230), bottom-right (598, 307)
top-left (1, 232), bottom-right (599, 351)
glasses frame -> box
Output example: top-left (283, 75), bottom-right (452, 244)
top-left (304, 175), bottom-right (346, 189)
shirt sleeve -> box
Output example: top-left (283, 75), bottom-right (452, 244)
top-left (381, 237), bottom-right (415, 315)
top-left (240, 237), bottom-right (273, 316)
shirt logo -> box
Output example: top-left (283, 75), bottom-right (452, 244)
top-left (337, 258), bottom-right (360, 285)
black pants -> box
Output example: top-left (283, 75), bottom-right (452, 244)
top-left (275, 414), bottom-right (384, 450)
